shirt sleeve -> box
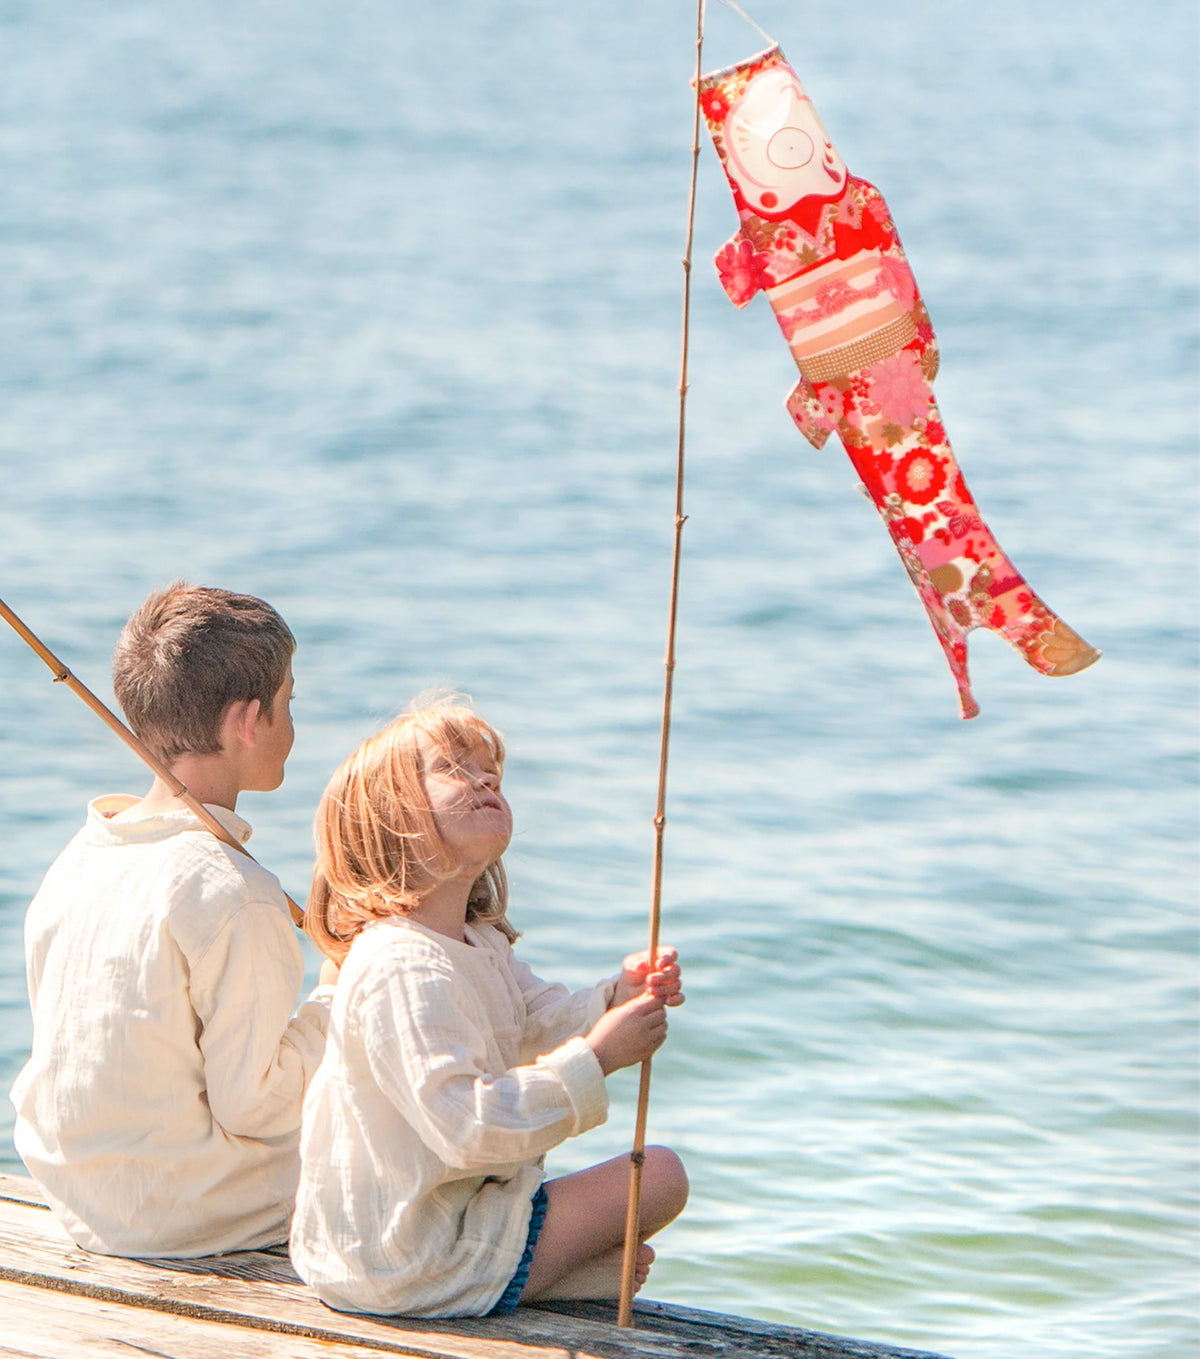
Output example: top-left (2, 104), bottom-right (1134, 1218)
top-left (358, 956), bottom-right (607, 1172)
top-left (188, 898), bottom-right (330, 1139)
top-left (505, 948), bottom-right (616, 1063)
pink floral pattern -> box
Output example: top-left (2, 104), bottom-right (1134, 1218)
top-left (875, 253), bottom-right (917, 312)
top-left (698, 47), bottom-right (1100, 717)
top-left (863, 351), bottom-right (931, 428)
top-left (715, 238), bottom-right (774, 307)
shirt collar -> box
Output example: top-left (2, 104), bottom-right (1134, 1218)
top-left (86, 795), bottom-right (253, 846)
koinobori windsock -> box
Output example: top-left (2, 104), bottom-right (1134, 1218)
top-left (698, 46), bottom-right (1099, 718)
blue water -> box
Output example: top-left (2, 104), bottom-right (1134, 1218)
top-left (0, 2), bottom-right (1196, 1356)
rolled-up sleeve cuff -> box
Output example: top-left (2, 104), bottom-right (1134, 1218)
top-left (539, 1035), bottom-right (608, 1133)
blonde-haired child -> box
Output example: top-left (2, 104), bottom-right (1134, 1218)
top-left (292, 696), bottom-right (688, 1317)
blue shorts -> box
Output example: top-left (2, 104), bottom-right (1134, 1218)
top-left (489, 1185), bottom-right (549, 1316)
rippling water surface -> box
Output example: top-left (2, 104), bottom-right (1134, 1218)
top-left (1, 3), bottom-right (1196, 1356)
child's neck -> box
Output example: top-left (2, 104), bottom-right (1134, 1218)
top-left (128, 762), bottom-right (242, 818)
top-left (408, 874), bottom-right (476, 944)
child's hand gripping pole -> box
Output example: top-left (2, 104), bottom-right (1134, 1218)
top-left (586, 990), bottom-right (669, 1075)
top-left (588, 951), bottom-right (683, 1074)
top-left (0, 595), bottom-right (306, 929)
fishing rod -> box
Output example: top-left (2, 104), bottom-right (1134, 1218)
top-left (0, 595), bottom-right (306, 929)
top-left (616, 0), bottom-right (706, 1327)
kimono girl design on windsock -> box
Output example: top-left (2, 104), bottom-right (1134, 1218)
top-left (698, 47), bottom-right (1099, 718)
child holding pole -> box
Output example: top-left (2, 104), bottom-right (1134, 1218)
top-left (292, 694), bottom-right (688, 1317)
top-left (10, 583), bottom-right (334, 1257)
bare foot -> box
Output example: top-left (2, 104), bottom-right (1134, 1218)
top-left (528, 1243), bottom-right (656, 1301)
top-left (633, 1242), bottom-right (655, 1290)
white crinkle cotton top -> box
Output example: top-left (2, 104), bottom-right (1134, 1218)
top-left (290, 915), bottom-right (614, 1317)
top-left (11, 796), bottom-right (333, 1257)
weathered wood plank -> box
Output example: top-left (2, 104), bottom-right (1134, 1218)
top-left (0, 1174), bottom-right (952, 1359)
top-left (0, 1276), bottom-right (405, 1358)
top-left (0, 1174), bottom-right (45, 1209)
top-left (0, 1195), bottom-right (621, 1359)
top-left (539, 1300), bottom-right (950, 1359)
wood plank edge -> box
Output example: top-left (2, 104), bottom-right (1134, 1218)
top-left (544, 1299), bottom-right (955, 1359)
top-left (0, 1262), bottom-right (475, 1359)
top-left (0, 1179), bottom-right (49, 1212)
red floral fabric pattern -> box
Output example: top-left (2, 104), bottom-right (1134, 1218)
top-left (715, 238), bottom-right (775, 307)
top-left (698, 46), bottom-right (1099, 718)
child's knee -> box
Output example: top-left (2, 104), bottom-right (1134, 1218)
top-left (643, 1145), bottom-right (688, 1222)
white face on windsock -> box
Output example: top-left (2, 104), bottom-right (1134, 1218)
top-left (724, 66), bottom-right (848, 215)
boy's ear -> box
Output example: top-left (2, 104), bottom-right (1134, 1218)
top-left (220, 697), bottom-right (263, 751)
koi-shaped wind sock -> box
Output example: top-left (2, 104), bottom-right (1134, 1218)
top-left (699, 47), bottom-right (1099, 718)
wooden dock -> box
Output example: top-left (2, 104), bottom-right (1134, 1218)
top-left (0, 1173), bottom-right (952, 1359)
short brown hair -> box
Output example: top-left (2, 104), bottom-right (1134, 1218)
top-left (306, 694), bottom-right (515, 964)
top-left (113, 582), bottom-right (295, 762)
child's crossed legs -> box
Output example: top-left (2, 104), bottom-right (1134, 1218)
top-left (521, 1146), bottom-right (688, 1302)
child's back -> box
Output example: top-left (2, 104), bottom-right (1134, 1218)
top-left (9, 584), bottom-right (333, 1257)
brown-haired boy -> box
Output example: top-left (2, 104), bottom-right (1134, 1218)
top-left (10, 583), bottom-right (334, 1257)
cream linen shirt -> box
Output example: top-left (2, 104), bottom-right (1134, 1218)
top-left (290, 916), bottom-right (614, 1317)
top-left (10, 796), bottom-right (333, 1257)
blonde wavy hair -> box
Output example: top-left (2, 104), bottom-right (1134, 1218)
top-left (305, 695), bottom-right (516, 964)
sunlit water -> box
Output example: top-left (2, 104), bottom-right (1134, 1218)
top-left (0, 3), bottom-right (1196, 1356)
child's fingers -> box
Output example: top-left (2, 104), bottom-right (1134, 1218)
top-left (634, 988), bottom-right (666, 1009)
top-left (640, 1000), bottom-right (671, 1057)
top-left (648, 963), bottom-right (681, 985)
top-left (626, 989), bottom-right (666, 1019)
top-left (646, 965), bottom-right (684, 1003)
top-left (622, 946), bottom-right (679, 976)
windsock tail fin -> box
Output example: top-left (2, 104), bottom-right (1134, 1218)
top-left (884, 516), bottom-right (1100, 719)
top-left (1010, 609), bottom-right (1102, 679)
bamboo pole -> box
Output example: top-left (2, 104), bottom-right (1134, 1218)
top-left (616, 0), bottom-right (706, 1327)
top-left (0, 595), bottom-right (306, 929)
